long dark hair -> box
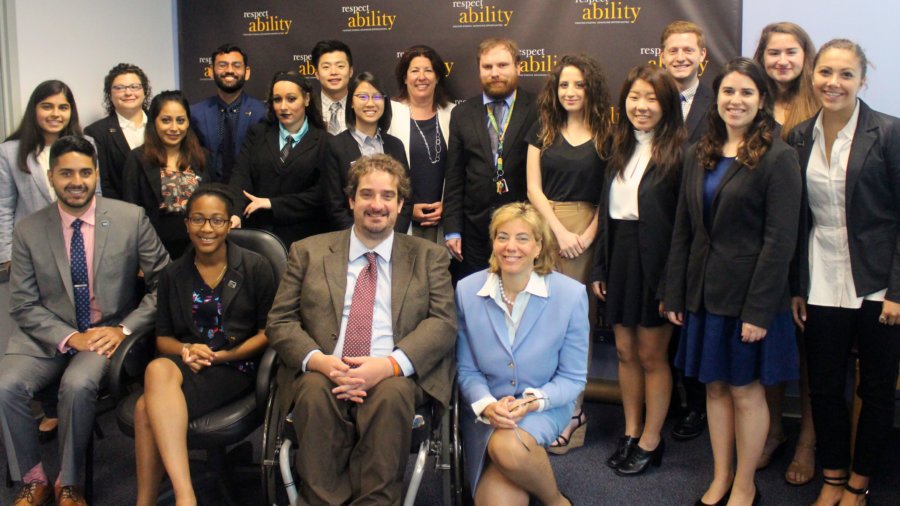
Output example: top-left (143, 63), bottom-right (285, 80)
top-left (394, 45), bottom-right (450, 108)
top-left (142, 91), bottom-right (206, 172)
top-left (536, 54), bottom-right (612, 158)
top-left (7, 80), bottom-right (82, 174)
top-left (696, 58), bottom-right (776, 170)
top-left (609, 65), bottom-right (685, 180)
top-left (266, 71), bottom-right (324, 130)
top-left (346, 72), bottom-right (393, 133)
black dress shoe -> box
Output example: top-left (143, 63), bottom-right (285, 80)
top-left (672, 410), bottom-right (706, 441)
top-left (614, 439), bottom-right (665, 476)
top-left (37, 426), bottom-right (57, 444)
top-left (606, 435), bottom-right (638, 469)
top-left (694, 487), bottom-right (731, 506)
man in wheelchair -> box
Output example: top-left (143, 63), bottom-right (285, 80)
top-left (267, 154), bottom-right (456, 505)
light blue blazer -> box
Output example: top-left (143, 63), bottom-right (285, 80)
top-left (455, 270), bottom-right (588, 493)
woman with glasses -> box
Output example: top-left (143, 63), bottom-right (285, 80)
top-left (123, 90), bottom-right (207, 259)
top-left (228, 71), bottom-right (328, 247)
top-left (85, 63), bottom-right (151, 199)
top-left (456, 202), bottom-right (585, 506)
top-left (133, 185), bottom-right (276, 506)
top-left (323, 72), bottom-right (411, 232)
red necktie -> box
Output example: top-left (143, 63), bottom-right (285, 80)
top-left (342, 252), bottom-right (377, 364)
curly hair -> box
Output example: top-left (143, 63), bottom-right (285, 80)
top-left (394, 45), bottom-right (449, 108)
top-left (102, 63), bottom-right (151, 116)
top-left (696, 58), bottom-right (776, 170)
top-left (536, 54), bottom-right (612, 158)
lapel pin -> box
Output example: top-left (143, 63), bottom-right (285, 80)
top-left (228, 280), bottom-right (237, 288)
top-left (100, 220), bottom-right (110, 227)
top-left (108, 128), bottom-right (116, 133)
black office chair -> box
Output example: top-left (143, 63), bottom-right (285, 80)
top-left (110, 229), bottom-right (287, 504)
top-left (261, 374), bottom-right (464, 506)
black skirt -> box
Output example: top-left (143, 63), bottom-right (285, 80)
top-left (161, 355), bottom-right (254, 420)
top-left (604, 219), bottom-right (666, 328)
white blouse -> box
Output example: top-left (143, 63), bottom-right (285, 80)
top-left (609, 130), bottom-right (653, 220)
top-left (806, 100), bottom-right (885, 308)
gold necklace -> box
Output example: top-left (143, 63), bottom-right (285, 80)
top-left (196, 262), bottom-right (228, 288)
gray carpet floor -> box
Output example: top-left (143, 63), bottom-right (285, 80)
top-left (2, 400), bottom-right (898, 505)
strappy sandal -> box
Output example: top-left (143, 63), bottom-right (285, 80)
top-left (844, 483), bottom-right (869, 505)
top-left (548, 409), bottom-right (587, 455)
top-left (785, 442), bottom-right (816, 486)
top-left (812, 474), bottom-right (848, 506)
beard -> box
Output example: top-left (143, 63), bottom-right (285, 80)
top-left (214, 72), bottom-right (247, 94)
top-left (481, 76), bottom-right (518, 99)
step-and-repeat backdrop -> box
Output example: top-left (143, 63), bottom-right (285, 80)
top-left (178, 0), bottom-right (741, 106)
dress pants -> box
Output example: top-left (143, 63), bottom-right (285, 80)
top-left (0, 350), bottom-right (108, 486)
top-left (805, 301), bottom-right (900, 476)
top-left (292, 372), bottom-right (423, 505)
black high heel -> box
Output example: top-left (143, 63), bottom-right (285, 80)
top-left (606, 435), bottom-right (638, 469)
top-left (694, 486), bottom-right (731, 506)
top-left (614, 438), bottom-right (665, 476)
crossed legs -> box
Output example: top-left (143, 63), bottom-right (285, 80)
top-left (475, 429), bottom-right (570, 506)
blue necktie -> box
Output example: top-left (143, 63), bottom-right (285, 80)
top-left (70, 219), bottom-right (91, 333)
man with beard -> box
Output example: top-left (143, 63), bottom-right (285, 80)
top-left (0, 136), bottom-right (169, 506)
top-left (443, 38), bottom-right (537, 280)
top-left (190, 43), bottom-right (267, 183)
top-left (267, 154), bottom-right (455, 505)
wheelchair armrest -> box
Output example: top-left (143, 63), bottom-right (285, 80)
top-left (255, 347), bottom-right (279, 417)
top-left (108, 329), bottom-right (155, 401)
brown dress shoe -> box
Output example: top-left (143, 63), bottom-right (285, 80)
top-left (56, 484), bottom-right (88, 506)
top-left (13, 481), bottom-right (53, 506)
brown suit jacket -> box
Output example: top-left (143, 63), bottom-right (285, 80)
top-left (267, 229), bottom-right (457, 406)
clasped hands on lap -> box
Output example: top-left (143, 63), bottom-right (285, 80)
top-left (483, 396), bottom-right (540, 429)
top-left (67, 326), bottom-right (127, 358)
top-left (307, 352), bottom-right (396, 403)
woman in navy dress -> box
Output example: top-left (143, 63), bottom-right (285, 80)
top-left (456, 202), bottom-right (587, 506)
top-left (665, 58), bottom-right (802, 506)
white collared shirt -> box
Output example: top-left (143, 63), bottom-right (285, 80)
top-left (349, 127), bottom-right (385, 156)
top-left (36, 146), bottom-right (56, 202)
top-left (680, 80), bottom-right (699, 119)
top-left (806, 100), bottom-right (885, 308)
top-left (116, 111), bottom-right (147, 150)
top-left (470, 272), bottom-right (549, 420)
top-left (321, 92), bottom-right (348, 134)
top-left (609, 130), bottom-right (653, 220)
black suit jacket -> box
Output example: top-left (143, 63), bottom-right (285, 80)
top-left (664, 140), bottom-right (802, 328)
top-left (787, 100), bottom-right (900, 302)
top-left (122, 148), bottom-right (209, 228)
top-left (229, 122), bottom-right (328, 248)
top-left (85, 114), bottom-right (136, 199)
top-left (156, 241), bottom-right (275, 348)
top-left (443, 89), bottom-right (538, 273)
top-left (684, 84), bottom-right (713, 145)
top-left (592, 162), bottom-right (681, 300)
top-left (322, 129), bottom-right (412, 232)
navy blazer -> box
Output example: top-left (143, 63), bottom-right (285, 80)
top-left (685, 83), bottom-right (713, 145)
top-left (85, 113), bottom-right (136, 199)
top-left (322, 129), bottom-right (412, 232)
top-left (787, 100), bottom-right (900, 302)
top-left (190, 94), bottom-right (267, 182)
top-left (665, 140), bottom-right (802, 328)
top-left (156, 241), bottom-right (275, 348)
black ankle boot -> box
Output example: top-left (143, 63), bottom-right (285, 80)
top-left (606, 435), bottom-right (638, 469)
top-left (614, 438), bottom-right (665, 476)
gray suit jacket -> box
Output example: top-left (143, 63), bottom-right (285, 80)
top-left (7, 196), bottom-right (170, 358)
top-left (267, 229), bottom-right (457, 406)
top-left (0, 139), bottom-right (100, 263)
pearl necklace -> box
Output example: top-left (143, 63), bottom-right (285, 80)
top-left (412, 115), bottom-right (442, 164)
top-left (498, 277), bottom-right (515, 307)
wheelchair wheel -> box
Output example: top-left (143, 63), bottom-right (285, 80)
top-left (261, 384), bottom-right (291, 505)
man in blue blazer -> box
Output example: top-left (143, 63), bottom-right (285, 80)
top-left (190, 43), bottom-right (267, 184)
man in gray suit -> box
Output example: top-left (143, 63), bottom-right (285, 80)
top-left (267, 153), bottom-right (456, 505)
top-left (0, 136), bottom-right (169, 506)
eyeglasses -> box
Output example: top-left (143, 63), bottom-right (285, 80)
top-left (353, 93), bottom-right (386, 102)
top-left (187, 215), bottom-right (229, 228)
top-left (216, 61), bottom-right (245, 70)
top-left (111, 84), bottom-right (144, 93)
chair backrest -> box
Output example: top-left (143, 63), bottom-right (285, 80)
top-left (228, 228), bottom-right (288, 284)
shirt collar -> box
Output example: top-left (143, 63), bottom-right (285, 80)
top-left (216, 93), bottom-right (245, 112)
top-left (321, 92), bottom-right (347, 109)
top-left (349, 126), bottom-right (383, 145)
top-left (482, 90), bottom-right (516, 108)
top-left (279, 117), bottom-right (310, 144)
top-left (58, 197), bottom-right (97, 228)
top-left (813, 99), bottom-right (861, 142)
top-left (349, 227), bottom-right (394, 263)
top-left (476, 271), bottom-right (548, 298)
top-left (634, 129), bottom-right (654, 145)
top-left (680, 81), bottom-right (699, 102)
top-left (116, 111), bottom-right (147, 130)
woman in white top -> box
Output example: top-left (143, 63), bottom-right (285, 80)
top-left (388, 45), bottom-right (454, 240)
top-left (591, 65), bottom-right (685, 475)
top-left (787, 39), bottom-right (900, 506)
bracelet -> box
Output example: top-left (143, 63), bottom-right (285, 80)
top-left (388, 356), bottom-right (402, 377)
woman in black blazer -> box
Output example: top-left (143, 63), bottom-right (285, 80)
top-left (590, 65), bottom-right (683, 475)
top-left (85, 63), bottom-right (151, 199)
top-left (323, 72), bottom-right (412, 232)
top-left (123, 91), bottom-right (207, 259)
top-left (787, 40), bottom-right (900, 505)
top-left (664, 58), bottom-right (802, 506)
top-left (229, 72), bottom-right (328, 247)
top-left (133, 185), bottom-right (275, 506)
